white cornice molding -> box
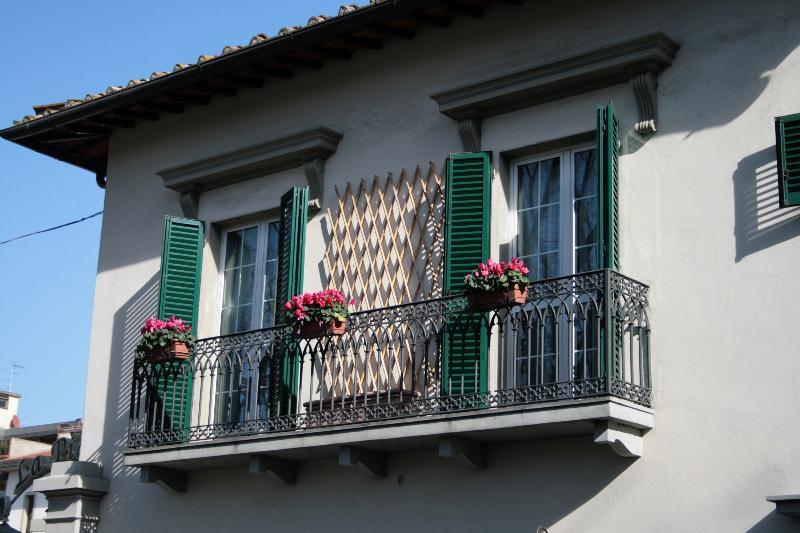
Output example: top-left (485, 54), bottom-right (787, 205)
top-left (158, 126), bottom-right (342, 208)
top-left (432, 32), bottom-right (679, 135)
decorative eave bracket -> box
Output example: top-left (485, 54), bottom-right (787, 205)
top-left (431, 32), bottom-right (679, 146)
top-left (158, 126), bottom-right (342, 215)
top-left (593, 420), bottom-right (644, 458)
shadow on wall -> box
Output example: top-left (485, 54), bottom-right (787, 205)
top-left (84, 274), bottom-right (160, 518)
top-left (733, 147), bottom-right (800, 262)
top-left (654, 6), bottom-right (800, 141)
top-left (178, 436), bottom-right (634, 532)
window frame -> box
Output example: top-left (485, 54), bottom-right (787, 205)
top-left (509, 142), bottom-right (596, 280)
top-left (218, 218), bottom-right (280, 335)
top-left (506, 142), bottom-right (600, 389)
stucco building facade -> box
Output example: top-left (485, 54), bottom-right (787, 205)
top-left (3, 0), bottom-right (800, 531)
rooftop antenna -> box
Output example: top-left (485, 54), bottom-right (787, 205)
top-left (3, 362), bottom-right (24, 392)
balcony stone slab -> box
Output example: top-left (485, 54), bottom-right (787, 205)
top-left (124, 397), bottom-right (654, 474)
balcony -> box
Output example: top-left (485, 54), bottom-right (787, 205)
top-left (125, 270), bottom-right (652, 482)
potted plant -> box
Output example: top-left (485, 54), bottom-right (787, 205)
top-left (463, 258), bottom-right (530, 311)
top-left (285, 289), bottom-right (355, 339)
top-left (136, 316), bottom-right (195, 363)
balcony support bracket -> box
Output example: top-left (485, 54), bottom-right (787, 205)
top-left (439, 436), bottom-right (486, 470)
top-left (338, 446), bottom-right (386, 478)
top-left (248, 454), bottom-right (297, 485)
top-left (140, 465), bottom-right (187, 493)
top-left (593, 420), bottom-right (643, 458)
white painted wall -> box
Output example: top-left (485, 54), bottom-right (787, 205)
top-left (78, 0), bottom-right (800, 531)
top-left (0, 395), bottom-right (21, 431)
top-left (6, 471), bottom-right (48, 533)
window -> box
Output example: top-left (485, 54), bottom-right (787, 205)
top-left (217, 221), bottom-right (279, 424)
top-left (0, 395), bottom-right (9, 410)
top-left (512, 146), bottom-right (598, 281)
top-left (510, 145), bottom-right (600, 388)
top-left (220, 221), bottom-right (280, 335)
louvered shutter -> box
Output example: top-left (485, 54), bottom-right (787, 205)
top-left (597, 102), bottom-right (620, 270)
top-left (596, 103), bottom-right (623, 383)
top-left (776, 114), bottom-right (800, 207)
top-left (272, 187), bottom-right (308, 415)
top-left (442, 153), bottom-right (491, 395)
top-left (153, 216), bottom-right (204, 437)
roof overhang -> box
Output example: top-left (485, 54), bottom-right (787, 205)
top-left (0, 0), bottom-right (521, 183)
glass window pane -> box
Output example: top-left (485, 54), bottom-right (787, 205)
top-left (225, 231), bottom-right (242, 270)
top-left (539, 158), bottom-right (560, 205)
top-left (538, 253), bottom-right (559, 279)
top-left (517, 210), bottom-right (539, 257)
top-left (267, 222), bottom-right (280, 259)
top-left (220, 308), bottom-right (235, 336)
top-left (539, 205), bottom-right (559, 253)
top-left (222, 269), bottom-right (239, 308)
top-left (236, 304), bottom-right (253, 333)
top-left (515, 359), bottom-right (529, 387)
top-left (517, 162), bottom-right (539, 210)
top-left (263, 260), bottom-right (278, 301)
top-left (238, 265), bottom-right (256, 306)
top-left (241, 227), bottom-right (258, 266)
top-left (574, 197), bottom-right (597, 247)
top-left (574, 149), bottom-right (597, 198)
top-left (262, 300), bottom-right (275, 328)
top-left (576, 246), bottom-right (598, 273)
top-left (543, 355), bottom-right (556, 383)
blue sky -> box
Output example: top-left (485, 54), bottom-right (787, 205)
top-left (0, 0), bottom-right (343, 425)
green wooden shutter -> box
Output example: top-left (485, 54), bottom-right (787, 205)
top-left (442, 153), bottom-right (491, 395)
top-left (776, 113), bottom-right (800, 207)
top-left (273, 187), bottom-right (308, 415)
top-left (154, 216), bottom-right (204, 436)
top-left (597, 102), bottom-right (620, 270)
top-left (275, 187), bottom-right (308, 317)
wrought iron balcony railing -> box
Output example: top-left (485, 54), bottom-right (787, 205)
top-left (127, 269), bottom-right (650, 449)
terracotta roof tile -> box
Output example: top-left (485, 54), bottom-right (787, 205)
top-left (12, 2), bottom-right (376, 125)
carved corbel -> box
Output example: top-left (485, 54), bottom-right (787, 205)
top-left (338, 446), bottom-right (386, 478)
top-left (457, 115), bottom-right (482, 152)
top-left (593, 420), bottom-right (643, 458)
top-left (249, 455), bottom-right (298, 485)
top-left (303, 156), bottom-right (325, 209)
top-left (179, 188), bottom-right (199, 219)
top-left (140, 466), bottom-right (187, 493)
top-left (631, 71), bottom-right (658, 135)
top-left (439, 436), bottom-right (486, 470)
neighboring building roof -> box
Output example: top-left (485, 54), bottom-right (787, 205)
top-left (0, 451), bottom-right (51, 473)
top-left (0, 0), bottom-right (518, 183)
top-left (0, 419), bottom-right (82, 441)
top-left (0, 391), bottom-right (21, 400)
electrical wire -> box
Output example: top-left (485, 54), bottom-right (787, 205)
top-left (0, 210), bottom-right (103, 246)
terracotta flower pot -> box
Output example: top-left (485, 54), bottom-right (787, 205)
top-left (297, 319), bottom-right (348, 339)
top-left (467, 284), bottom-right (528, 311)
top-left (143, 340), bottom-right (191, 363)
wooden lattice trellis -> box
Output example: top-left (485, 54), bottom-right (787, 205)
top-left (320, 163), bottom-right (445, 399)
top-left (324, 162), bottom-right (445, 310)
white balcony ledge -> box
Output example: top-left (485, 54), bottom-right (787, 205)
top-left (124, 396), bottom-right (654, 473)
top-left (767, 495), bottom-right (800, 518)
